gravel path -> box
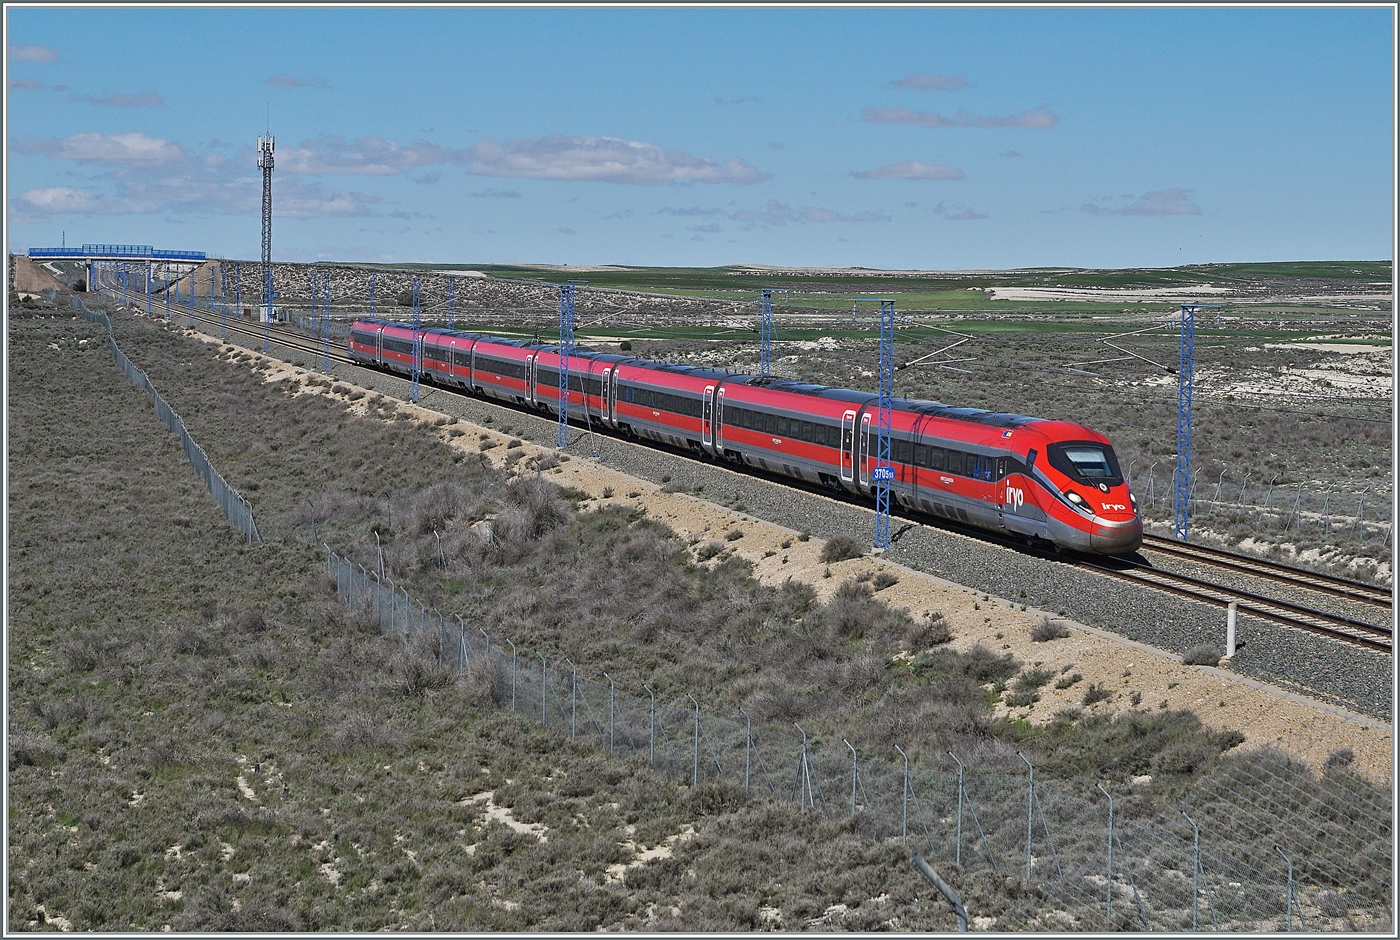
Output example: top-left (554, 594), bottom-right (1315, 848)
top-left (221, 324), bottom-right (1396, 723)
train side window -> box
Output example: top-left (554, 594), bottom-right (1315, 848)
top-left (776, 416), bottom-right (788, 437)
top-left (895, 439), bottom-right (912, 464)
top-left (948, 450), bottom-right (965, 475)
top-left (766, 413), bottom-right (778, 434)
top-left (930, 447), bottom-right (945, 471)
top-left (914, 444), bottom-right (929, 467)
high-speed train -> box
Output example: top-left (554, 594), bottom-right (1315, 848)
top-left (348, 318), bottom-right (1143, 555)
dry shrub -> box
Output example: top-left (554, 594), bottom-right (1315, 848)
top-left (905, 611), bottom-right (952, 650)
top-left (1030, 616), bottom-right (1070, 642)
top-left (1182, 644), bottom-right (1222, 667)
top-left (233, 607), bottom-right (267, 634)
top-left (820, 535), bottom-right (864, 563)
top-left (460, 656), bottom-right (502, 708)
top-left (387, 642), bottom-right (455, 697)
top-left (8, 731), bottom-right (61, 769)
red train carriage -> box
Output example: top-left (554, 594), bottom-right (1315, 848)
top-left (348, 317), bottom-right (1141, 554)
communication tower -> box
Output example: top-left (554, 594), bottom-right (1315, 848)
top-left (257, 132), bottom-right (275, 352)
top-left (1173, 303), bottom-right (1218, 541)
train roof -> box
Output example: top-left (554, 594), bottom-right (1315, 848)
top-left (741, 377), bottom-right (875, 404)
top-left (899, 401), bottom-right (1044, 429)
top-left (623, 359), bottom-right (744, 382)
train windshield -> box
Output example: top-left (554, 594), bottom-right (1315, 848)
top-left (1048, 442), bottom-right (1123, 484)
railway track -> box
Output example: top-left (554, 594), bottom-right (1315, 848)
top-left (115, 292), bottom-right (1395, 655)
top-left (1140, 532), bottom-right (1392, 610)
top-left (1072, 555), bottom-right (1392, 653)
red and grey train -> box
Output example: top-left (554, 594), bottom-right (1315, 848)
top-left (348, 318), bottom-right (1143, 555)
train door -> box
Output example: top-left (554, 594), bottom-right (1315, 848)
top-left (526, 353), bottom-right (538, 405)
top-left (839, 410), bottom-right (856, 483)
top-left (448, 341), bottom-right (457, 383)
top-left (469, 345), bottom-right (477, 390)
top-left (599, 367), bottom-right (612, 426)
top-left (715, 388), bottom-right (726, 450)
top-left (858, 413), bottom-right (872, 487)
top-left (609, 368), bottom-right (619, 425)
top-left (376, 326), bottom-right (385, 364)
top-left (702, 386), bottom-right (714, 449)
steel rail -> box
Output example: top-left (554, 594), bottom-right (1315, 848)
top-left (1140, 532), bottom-right (1391, 609)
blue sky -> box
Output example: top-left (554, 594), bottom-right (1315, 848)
top-left (5, 6), bottom-right (1394, 269)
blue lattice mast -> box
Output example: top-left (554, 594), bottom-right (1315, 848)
top-left (257, 132), bottom-right (275, 353)
top-left (146, 262), bottom-right (153, 313)
top-left (219, 264), bottom-right (228, 339)
top-left (875, 299), bottom-right (896, 550)
top-left (853, 298), bottom-right (897, 550)
top-left (410, 276), bottom-right (422, 402)
top-left (557, 282), bottom-right (577, 449)
top-left (321, 269), bottom-right (331, 372)
top-left (233, 262), bottom-right (241, 328)
top-left (369, 273), bottom-right (376, 318)
top-left (164, 263), bottom-right (172, 318)
top-left (448, 275), bottom-right (456, 331)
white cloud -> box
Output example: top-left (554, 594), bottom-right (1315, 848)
top-left (999, 150), bottom-right (1022, 158)
top-left (72, 91), bottom-right (165, 108)
top-left (1081, 188), bottom-right (1201, 217)
top-left (9, 44), bottom-right (58, 62)
top-left (279, 136), bottom-right (453, 175)
top-left (862, 105), bottom-right (1059, 129)
top-left (890, 72), bottom-right (968, 91)
top-left (9, 78), bottom-right (43, 90)
top-left (470, 188), bottom-right (522, 198)
top-left (852, 160), bottom-right (964, 181)
top-left (463, 135), bottom-right (770, 185)
top-left (728, 199), bottom-right (889, 226)
top-left (16, 131), bottom-right (185, 164)
top-left (15, 186), bottom-right (158, 216)
top-left (264, 74), bottom-right (329, 89)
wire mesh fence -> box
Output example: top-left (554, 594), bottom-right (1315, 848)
top-left (326, 547), bottom-right (1394, 932)
top-left (72, 296), bottom-right (262, 544)
top-left (1130, 465), bottom-right (1392, 539)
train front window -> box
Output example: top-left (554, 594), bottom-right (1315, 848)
top-left (1048, 442), bottom-right (1123, 485)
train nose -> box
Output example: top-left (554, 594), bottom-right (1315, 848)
top-left (1090, 515), bottom-right (1143, 554)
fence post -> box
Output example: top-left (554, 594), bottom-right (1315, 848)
top-left (645, 685), bottom-right (656, 767)
top-left (895, 744), bottom-right (910, 843)
top-left (1019, 752), bottom-right (1034, 879)
top-left (739, 707), bottom-right (752, 796)
top-left (796, 723), bottom-right (812, 812)
top-left (1097, 784), bottom-right (1113, 924)
top-left (1181, 811), bottom-right (1201, 932)
top-left (844, 739), bottom-right (858, 816)
top-left (1274, 845), bottom-right (1295, 932)
top-left (948, 751), bottom-right (964, 867)
top-left (1226, 602), bottom-right (1237, 658)
top-left (567, 659), bottom-right (577, 739)
top-left (1237, 472), bottom-right (1251, 507)
top-left (537, 652), bottom-right (547, 726)
top-left (603, 673), bottom-right (615, 754)
top-left (479, 628), bottom-right (490, 658)
top-left (456, 615), bottom-right (466, 668)
top-left (506, 640), bottom-right (517, 711)
top-left (688, 694), bottom-right (700, 787)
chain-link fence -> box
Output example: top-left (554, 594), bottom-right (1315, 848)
top-left (72, 296), bottom-right (261, 544)
top-left (326, 547), bottom-right (1393, 932)
top-left (1130, 465), bottom-right (1392, 538)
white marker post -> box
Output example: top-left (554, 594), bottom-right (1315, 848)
top-left (1226, 601), bottom-right (1237, 658)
